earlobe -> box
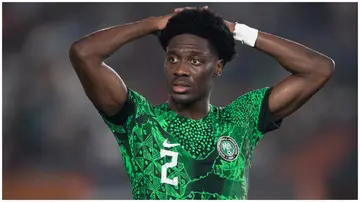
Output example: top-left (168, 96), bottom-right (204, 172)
top-left (215, 60), bottom-right (223, 76)
top-left (213, 72), bottom-right (220, 77)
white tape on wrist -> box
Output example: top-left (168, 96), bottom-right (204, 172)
top-left (233, 23), bottom-right (259, 47)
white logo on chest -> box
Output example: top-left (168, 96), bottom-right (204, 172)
top-left (163, 139), bottom-right (180, 148)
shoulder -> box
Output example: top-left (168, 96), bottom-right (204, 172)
top-left (128, 89), bottom-right (151, 105)
top-left (100, 88), bottom-right (154, 125)
top-left (238, 87), bottom-right (269, 103)
top-left (224, 87), bottom-right (269, 111)
top-left (220, 87), bottom-right (270, 123)
top-left (127, 88), bottom-right (154, 112)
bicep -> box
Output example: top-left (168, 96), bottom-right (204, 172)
top-left (71, 55), bottom-right (127, 116)
top-left (269, 74), bottom-right (327, 120)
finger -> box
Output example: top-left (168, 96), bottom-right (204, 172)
top-left (174, 8), bottom-right (183, 12)
top-left (174, 7), bottom-right (191, 12)
top-left (167, 13), bottom-right (176, 18)
top-left (202, 5), bottom-right (208, 10)
top-left (174, 6), bottom-right (197, 13)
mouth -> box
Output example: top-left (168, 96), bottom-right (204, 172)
top-left (172, 85), bottom-right (191, 94)
top-left (171, 81), bottom-right (191, 94)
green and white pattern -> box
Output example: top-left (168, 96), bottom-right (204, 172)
top-left (100, 87), bottom-right (269, 200)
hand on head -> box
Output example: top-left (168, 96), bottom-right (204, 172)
top-left (174, 6), bottom-right (208, 13)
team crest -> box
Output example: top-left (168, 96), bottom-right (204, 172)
top-left (216, 136), bottom-right (239, 161)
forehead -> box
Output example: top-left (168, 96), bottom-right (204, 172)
top-left (167, 34), bottom-right (213, 54)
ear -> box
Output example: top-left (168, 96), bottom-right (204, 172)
top-left (214, 59), bottom-right (224, 77)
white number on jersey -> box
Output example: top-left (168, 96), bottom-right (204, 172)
top-left (160, 139), bottom-right (179, 186)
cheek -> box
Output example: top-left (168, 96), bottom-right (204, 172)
top-left (203, 65), bottom-right (216, 80)
top-left (164, 65), bottom-right (172, 78)
top-left (196, 72), bottom-right (214, 90)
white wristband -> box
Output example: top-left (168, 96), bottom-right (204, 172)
top-left (233, 23), bottom-right (259, 47)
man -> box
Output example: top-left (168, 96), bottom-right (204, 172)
top-left (69, 6), bottom-right (334, 200)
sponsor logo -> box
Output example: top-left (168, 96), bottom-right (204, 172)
top-left (163, 139), bottom-right (180, 148)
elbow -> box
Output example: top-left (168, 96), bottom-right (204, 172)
top-left (320, 57), bottom-right (335, 78)
top-left (69, 38), bottom-right (102, 61)
top-left (310, 56), bottom-right (335, 80)
top-left (69, 41), bottom-right (90, 60)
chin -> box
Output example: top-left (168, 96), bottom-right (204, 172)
top-left (169, 93), bottom-right (195, 104)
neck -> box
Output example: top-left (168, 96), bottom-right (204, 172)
top-left (167, 97), bottom-right (210, 120)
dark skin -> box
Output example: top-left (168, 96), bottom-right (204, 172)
top-left (69, 12), bottom-right (175, 117)
top-left (165, 34), bottom-right (222, 120)
top-left (255, 31), bottom-right (334, 121)
top-left (69, 7), bottom-right (334, 122)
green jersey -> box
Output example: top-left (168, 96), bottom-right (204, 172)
top-left (100, 87), bottom-right (281, 200)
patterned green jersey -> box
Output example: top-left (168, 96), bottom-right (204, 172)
top-left (100, 87), bottom-right (281, 200)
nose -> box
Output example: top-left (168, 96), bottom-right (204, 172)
top-left (173, 62), bottom-right (190, 77)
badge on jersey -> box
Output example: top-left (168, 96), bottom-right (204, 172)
top-left (217, 136), bottom-right (239, 161)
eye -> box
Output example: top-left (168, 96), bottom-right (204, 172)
top-left (168, 56), bottom-right (179, 64)
top-left (190, 59), bottom-right (201, 66)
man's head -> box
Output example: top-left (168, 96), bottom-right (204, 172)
top-left (158, 8), bottom-right (236, 104)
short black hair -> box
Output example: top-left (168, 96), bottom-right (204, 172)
top-left (158, 8), bottom-right (236, 65)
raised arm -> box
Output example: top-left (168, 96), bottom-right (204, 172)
top-left (69, 14), bottom-right (173, 116)
top-left (225, 21), bottom-right (335, 121)
top-left (254, 32), bottom-right (335, 120)
top-left (172, 7), bottom-right (334, 122)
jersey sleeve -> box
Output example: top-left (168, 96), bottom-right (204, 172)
top-left (257, 87), bottom-right (283, 134)
top-left (225, 87), bottom-right (282, 142)
top-left (98, 88), bottom-right (152, 142)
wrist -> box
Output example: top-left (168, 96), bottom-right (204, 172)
top-left (233, 23), bottom-right (259, 47)
top-left (144, 17), bottom-right (161, 32)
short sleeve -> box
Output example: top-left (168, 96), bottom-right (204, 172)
top-left (99, 88), bottom-right (152, 141)
top-left (257, 87), bottom-right (282, 134)
top-left (224, 87), bottom-right (282, 141)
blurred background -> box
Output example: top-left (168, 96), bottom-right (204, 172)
top-left (2, 2), bottom-right (357, 199)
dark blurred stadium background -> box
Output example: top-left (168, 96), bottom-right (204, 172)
top-left (2, 2), bottom-right (357, 199)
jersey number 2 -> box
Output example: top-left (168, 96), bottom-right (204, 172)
top-left (160, 149), bottom-right (178, 186)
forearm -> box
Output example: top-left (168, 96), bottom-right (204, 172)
top-left (254, 31), bottom-right (335, 76)
top-left (70, 18), bottom-right (158, 60)
top-left (231, 22), bottom-right (334, 76)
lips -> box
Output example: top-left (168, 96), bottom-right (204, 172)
top-left (173, 80), bottom-right (190, 87)
top-left (172, 80), bottom-right (191, 93)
